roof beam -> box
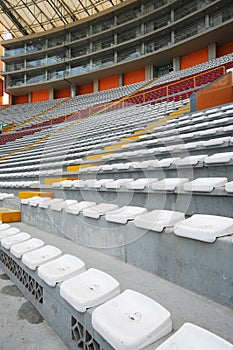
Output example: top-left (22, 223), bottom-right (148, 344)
top-left (89, 0), bottom-right (99, 13)
top-left (77, 0), bottom-right (91, 17)
top-left (27, 0), bottom-right (56, 29)
top-left (45, 0), bottom-right (68, 25)
top-left (21, 0), bottom-right (42, 33)
top-left (56, 0), bottom-right (77, 22)
top-left (0, 0), bottom-right (29, 36)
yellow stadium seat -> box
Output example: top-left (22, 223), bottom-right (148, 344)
top-left (43, 177), bottom-right (78, 185)
top-left (120, 135), bottom-right (139, 142)
top-left (0, 207), bottom-right (21, 223)
top-left (86, 153), bottom-right (112, 160)
top-left (18, 191), bottom-right (54, 199)
top-left (104, 144), bottom-right (125, 150)
top-left (67, 165), bottom-right (80, 172)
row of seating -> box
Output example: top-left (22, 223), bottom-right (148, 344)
top-left (0, 80), bottom-right (146, 128)
top-left (20, 196), bottom-right (233, 243)
top-left (0, 104), bottom-right (152, 155)
top-left (69, 151), bottom-right (233, 172)
top-left (0, 52), bottom-right (230, 132)
top-left (0, 131), bottom-right (232, 180)
top-left (0, 222), bottom-right (174, 348)
top-left (0, 222), bottom-right (232, 349)
top-left (0, 140), bottom-right (232, 176)
top-left (49, 177), bottom-right (233, 194)
top-left (0, 192), bottom-right (14, 200)
top-left (1, 143), bottom-right (233, 184)
top-left (130, 67), bottom-right (222, 105)
top-left (0, 60), bottom-right (230, 138)
top-left (145, 52), bottom-right (233, 88)
top-left (0, 101), bottom-right (192, 180)
top-left (0, 181), bottom-right (39, 188)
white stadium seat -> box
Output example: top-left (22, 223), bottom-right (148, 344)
top-left (92, 289), bottom-right (172, 350)
top-left (174, 214), bottom-right (233, 242)
top-left (22, 245), bottom-right (62, 270)
top-left (156, 322), bottom-right (233, 350)
top-left (60, 268), bottom-right (120, 312)
top-left (37, 254), bottom-right (86, 287)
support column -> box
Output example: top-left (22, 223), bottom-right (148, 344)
top-left (119, 74), bottom-right (123, 87)
top-left (70, 84), bottom-right (76, 97)
top-left (208, 43), bottom-right (216, 60)
top-left (205, 14), bottom-right (210, 29)
top-left (171, 30), bottom-right (175, 44)
top-left (8, 94), bottom-right (13, 105)
top-left (173, 57), bottom-right (180, 71)
top-left (145, 65), bottom-right (153, 80)
top-left (49, 88), bottom-right (54, 100)
top-left (171, 9), bottom-right (175, 22)
top-left (93, 79), bottom-right (99, 92)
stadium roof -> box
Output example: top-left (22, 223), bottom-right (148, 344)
top-left (0, 0), bottom-right (127, 39)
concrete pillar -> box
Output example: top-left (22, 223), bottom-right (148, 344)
top-left (205, 14), bottom-right (210, 29)
top-left (171, 30), bottom-right (175, 44)
top-left (208, 43), bottom-right (216, 60)
top-left (94, 79), bottom-right (99, 92)
top-left (173, 57), bottom-right (180, 71)
top-left (49, 88), bottom-right (54, 100)
top-left (171, 9), bottom-right (175, 22)
top-left (70, 84), bottom-right (76, 97)
top-left (141, 23), bottom-right (144, 36)
top-left (114, 50), bottom-right (117, 63)
top-left (119, 74), bottom-right (123, 87)
top-left (8, 94), bottom-right (13, 105)
top-left (145, 65), bottom-right (153, 80)
top-left (114, 33), bottom-right (117, 45)
top-left (141, 42), bottom-right (145, 55)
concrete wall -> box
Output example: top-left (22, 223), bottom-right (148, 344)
top-left (20, 204), bottom-right (233, 309)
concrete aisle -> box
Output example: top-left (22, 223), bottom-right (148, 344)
top-left (0, 267), bottom-right (67, 350)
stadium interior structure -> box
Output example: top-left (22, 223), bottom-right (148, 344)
top-left (0, 0), bottom-right (233, 349)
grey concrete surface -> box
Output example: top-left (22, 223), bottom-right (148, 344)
top-left (0, 267), bottom-right (68, 350)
